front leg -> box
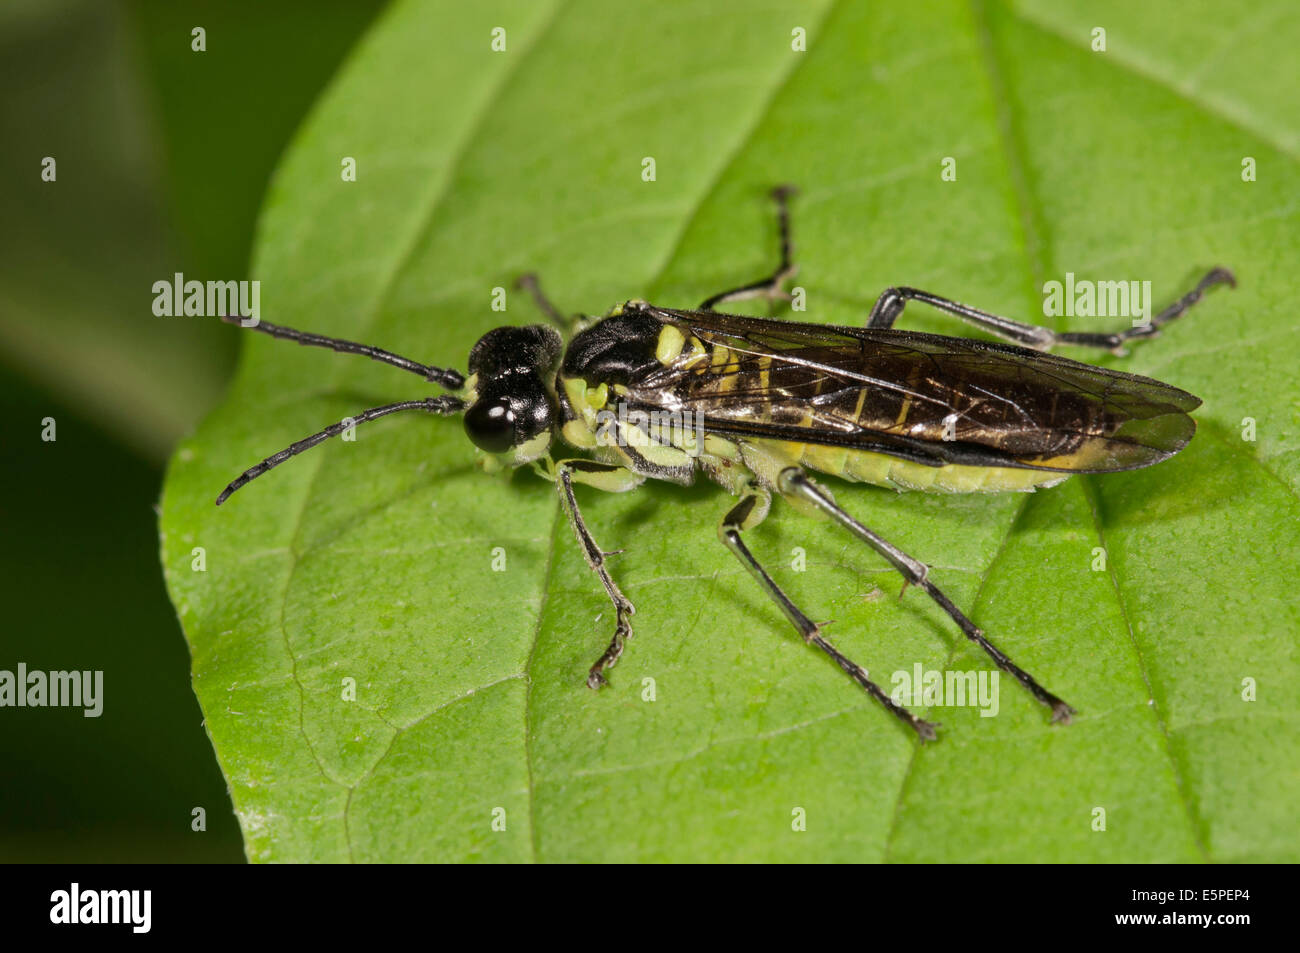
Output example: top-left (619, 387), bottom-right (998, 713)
top-left (699, 185), bottom-right (800, 311)
top-left (515, 273), bottom-right (589, 338)
top-left (549, 459), bottom-right (646, 688)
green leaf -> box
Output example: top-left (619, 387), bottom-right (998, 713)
top-left (161, 0), bottom-right (1300, 862)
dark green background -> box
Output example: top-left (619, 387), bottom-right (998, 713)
top-left (0, 0), bottom-right (386, 862)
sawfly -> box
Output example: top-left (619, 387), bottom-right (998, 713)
top-left (215, 185), bottom-right (1234, 739)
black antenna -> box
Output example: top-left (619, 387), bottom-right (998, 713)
top-left (222, 315), bottom-right (465, 390)
top-left (215, 396), bottom-right (465, 505)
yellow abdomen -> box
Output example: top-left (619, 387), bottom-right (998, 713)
top-left (779, 441), bottom-right (1069, 493)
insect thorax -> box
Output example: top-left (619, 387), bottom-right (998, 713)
top-left (557, 310), bottom-right (749, 490)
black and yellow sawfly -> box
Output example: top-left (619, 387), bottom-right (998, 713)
top-left (215, 185), bottom-right (1234, 739)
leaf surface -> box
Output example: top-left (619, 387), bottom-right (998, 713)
top-left (162, 0), bottom-right (1300, 862)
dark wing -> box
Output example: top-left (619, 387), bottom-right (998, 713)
top-left (628, 306), bottom-right (1201, 473)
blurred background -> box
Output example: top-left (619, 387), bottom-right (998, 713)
top-left (0, 0), bottom-right (388, 862)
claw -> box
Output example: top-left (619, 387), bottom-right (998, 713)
top-left (1050, 700), bottom-right (1076, 725)
top-left (914, 720), bottom-right (941, 743)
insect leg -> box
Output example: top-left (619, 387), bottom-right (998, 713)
top-left (718, 484), bottom-right (939, 740)
top-left (699, 185), bottom-right (799, 311)
top-left (553, 460), bottom-right (642, 688)
top-left (866, 268), bottom-right (1235, 355)
top-left (515, 273), bottom-right (585, 335)
top-left (777, 466), bottom-right (1076, 724)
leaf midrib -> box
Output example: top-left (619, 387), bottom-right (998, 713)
top-left (519, 0), bottom-right (844, 864)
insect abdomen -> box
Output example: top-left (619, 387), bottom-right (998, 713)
top-left (799, 443), bottom-right (1068, 493)
top-left (738, 438), bottom-right (1066, 493)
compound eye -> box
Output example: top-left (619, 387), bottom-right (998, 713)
top-left (464, 396), bottom-right (517, 454)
